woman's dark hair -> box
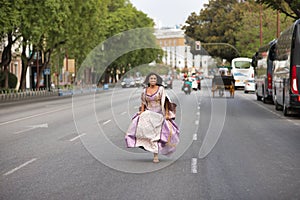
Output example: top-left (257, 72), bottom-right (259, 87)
top-left (144, 72), bottom-right (163, 86)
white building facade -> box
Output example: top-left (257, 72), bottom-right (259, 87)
top-left (154, 27), bottom-right (214, 76)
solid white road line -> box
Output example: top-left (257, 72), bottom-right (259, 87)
top-left (69, 133), bottom-right (86, 142)
top-left (191, 158), bottom-right (198, 173)
top-left (0, 106), bottom-right (70, 126)
top-left (3, 158), bottom-right (37, 176)
top-left (13, 123), bottom-right (49, 134)
top-left (240, 94), bottom-right (300, 127)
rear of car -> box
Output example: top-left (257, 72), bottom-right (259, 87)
top-left (244, 78), bottom-right (255, 93)
top-left (121, 78), bottom-right (136, 88)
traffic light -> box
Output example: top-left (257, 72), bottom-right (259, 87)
top-left (195, 41), bottom-right (201, 50)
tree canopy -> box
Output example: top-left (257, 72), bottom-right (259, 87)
top-left (0, 0), bottom-right (161, 89)
top-left (256, 0), bottom-right (300, 20)
top-left (183, 0), bottom-right (296, 63)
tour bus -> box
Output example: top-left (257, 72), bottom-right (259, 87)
top-left (253, 39), bottom-right (276, 103)
top-left (273, 19), bottom-right (300, 116)
top-left (231, 57), bottom-right (254, 89)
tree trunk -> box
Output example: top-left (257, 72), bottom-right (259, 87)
top-left (4, 66), bottom-right (9, 88)
top-left (19, 43), bottom-right (30, 90)
top-left (0, 33), bottom-right (13, 89)
top-left (19, 42), bottom-right (35, 90)
top-left (33, 49), bottom-right (52, 89)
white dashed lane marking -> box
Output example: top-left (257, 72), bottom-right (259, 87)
top-left (103, 120), bottom-right (111, 125)
top-left (3, 158), bottom-right (37, 176)
top-left (191, 158), bottom-right (198, 173)
top-left (193, 134), bottom-right (198, 141)
top-left (69, 133), bottom-right (86, 142)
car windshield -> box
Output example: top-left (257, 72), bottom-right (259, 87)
top-left (123, 78), bottom-right (132, 82)
top-left (234, 61), bottom-right (251, 69)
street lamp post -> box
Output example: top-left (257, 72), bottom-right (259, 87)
top-left (174, 40), bottom-right (177, 68)
top-left (169, 41), bottom-right (173, 67)
top-left (277, 10), bottom-right (280, 38)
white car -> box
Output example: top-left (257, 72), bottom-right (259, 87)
top-left (244, 79), bottom-right (255, 93)
top-left (121, 77), bottom-right (136, 88)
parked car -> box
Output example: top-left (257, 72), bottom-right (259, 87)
top-left (121, 77), bottom-right (136, 88)
top-left (134, 77), bottom-right (143, 87)
top-left (244, 78), bottom-right (255, 93)
top-left (163, 76), bottom-right (173, 89)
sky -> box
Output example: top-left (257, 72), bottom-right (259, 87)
top-left (130, 0), bottom-right (209, 28)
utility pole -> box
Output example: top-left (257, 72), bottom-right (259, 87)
top-left (260, 4), bottom-right (263, 46)
top-left (36, 51), bottom-right (39, 89)
top-left (277, 10), bottom-right (280, 38)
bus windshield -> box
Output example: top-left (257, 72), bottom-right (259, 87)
top-left (234, 61), bottom-right (251, 69)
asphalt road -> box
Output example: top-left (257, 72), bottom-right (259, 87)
top-left (0, 79), bottom-right (299, 200)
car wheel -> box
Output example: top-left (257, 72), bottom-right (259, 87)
top-left (256, 94), bottom-right (262, 101)
top-left (283, 103), bottom-right (290, 116)
top-left (263, 97), bottom-right (267, 103)
top-left (262, 91), bottom-right (267, 104)
top-left (275, 100), bottom-right (282, 111)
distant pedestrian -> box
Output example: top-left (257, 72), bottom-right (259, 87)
top-left (192, 78), bottom-right (198, 91)
top-left (125, 72), bottom-right (180, 163)
top-left (51, 82), bottom-right (55, 89)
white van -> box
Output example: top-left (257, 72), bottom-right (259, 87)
top-left (231, 57), bottom-right (254, 89)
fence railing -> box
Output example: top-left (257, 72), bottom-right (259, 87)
top-left (0, 86), bottom-right (110, 102)
top-left (0, 89), bottom-right (60, 102)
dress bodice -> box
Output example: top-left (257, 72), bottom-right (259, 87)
top-left (142, 86), bottom-right (164, 114)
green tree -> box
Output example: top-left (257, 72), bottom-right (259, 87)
top-left (183, 0), bottom-right (296, 62)
top-left (0, 71), bottom-right (17, 89)
top-left (15, 0), bottom-right (74, 89)
top-left (97, 3), bottom-right (161, 83)
top-left (256, 0), bottom-right (300, 20)
top-left (183, 0), bottom-right (242, 62)
top-left (0, 0), bottom-right (22, 89)
top-left (234, 1), bottom-right (294, 57)
top-left (1, 0), bottom-right (159, 89)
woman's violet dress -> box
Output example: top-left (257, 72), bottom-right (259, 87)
top-left (125, 86), bottom-right (179, 155)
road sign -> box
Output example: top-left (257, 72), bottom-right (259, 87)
top-left (44, 68), bottom-right (50, 75)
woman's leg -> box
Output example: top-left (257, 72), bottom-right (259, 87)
top-left (153, 153), bottom-right (159, 163)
